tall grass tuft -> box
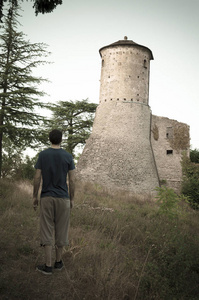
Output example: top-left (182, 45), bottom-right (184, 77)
top-left (0, 180), bottom-right (199, 299)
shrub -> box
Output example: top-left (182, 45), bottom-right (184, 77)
top-left (190, 148), bottom-right (199, 163)
top-left (155, 186), bottom-right (181, 219)
top-left (181, 152), bottom-right (199, 209)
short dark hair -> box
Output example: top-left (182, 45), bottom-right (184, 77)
top-left (49, 129), bottom-right (62, 145)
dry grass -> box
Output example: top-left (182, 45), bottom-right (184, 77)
top-left (1, 180), bottom-right (199, 299)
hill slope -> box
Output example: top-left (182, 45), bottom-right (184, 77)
top-left (0, 180), bottom-right (199, 299)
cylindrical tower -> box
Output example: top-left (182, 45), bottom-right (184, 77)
top-left (76, 37), bottom-right (160, 195)
top-left (99, 36), bottom-right (153, 105)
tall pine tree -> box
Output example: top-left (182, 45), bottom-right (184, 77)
top-left (48, 99), bottom-right (97, 156)
top-left (0, 4), bottom-right (50, 176)
top-left (0, 0), bottom-right (63, 22)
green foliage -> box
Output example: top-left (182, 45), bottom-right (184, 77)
top-left (155, 186), bottom-right (181, 219)
top-left (47, 99), bottom-right (97, 156)
top-left (33, 0), bottom-right (62, 15)
top-left (2, 150), bottom-right (36, 180)
top-left (190, 148), bottom-right (199, 163)
top-left (181, 152), bottom-right (199, 209)
top-left (182, 177), bottom-right (199, 210)
top-left (1, 136), bottom-right (36, 179)
top-left (2, 149), bottom-right (21, 178)
top-left (1, 180), bottom-right (199, 299)
top-left (15, 155), bottom-right (36, 180)
top-left (0, 0), bottom-right (63, 22)
top-left (0, 4), bottom-right (50, 175)
top-left (141, 223), bottom-right (199, 299)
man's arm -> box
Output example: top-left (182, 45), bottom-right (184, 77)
top-left (33, 169), bottom-right (42, 210)
top-left (68, 169), bottom-right (75, 208)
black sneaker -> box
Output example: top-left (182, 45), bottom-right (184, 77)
top-left (54, 260), bottom-right (64, 271)
top-left (36, 264), bottom-right (52, 275)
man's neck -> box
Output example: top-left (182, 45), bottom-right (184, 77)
top-left (51, 144), bottom-right (61, 149)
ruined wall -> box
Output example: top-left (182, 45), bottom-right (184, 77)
top-left (151, 115), bottom-right (190, 192)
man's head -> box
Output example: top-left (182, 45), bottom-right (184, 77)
top-left (49, 129), bottom-right (62, 145)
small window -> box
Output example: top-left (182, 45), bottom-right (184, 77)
top-left (102, 59), bottom-right (104, 67)
top-left (144, 59), bottom-right (147, 68)
top-left (166, 127), bottom-right (173, 139)
top-left (167, 150), bottom-right (173, 155)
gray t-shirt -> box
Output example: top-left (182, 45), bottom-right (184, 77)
top-left (35, 148), bottom-right (75, 198)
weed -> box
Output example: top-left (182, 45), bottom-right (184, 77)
top-left (155, 186), bottom-right (181, 219)
top-left (1, 180), bottom-right (199, 299)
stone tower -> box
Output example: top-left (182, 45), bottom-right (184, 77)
top-left (76, 37), bottom-right (160, 194)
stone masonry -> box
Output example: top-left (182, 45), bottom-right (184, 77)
top-left (151, 115), bottom-right (189, 192)
top-left (76, 37), bottom-right (190, 194)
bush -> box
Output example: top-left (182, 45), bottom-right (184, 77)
top-left (181, 152), bottom-right (199, 209)
top-left (15, 155), bottom-right (36, 181)
top-left (2, 152), bottom-right (36, 180)
top-left (155, 186), bottom-right (181, 219)
top-left (190, 148), bottom-right (199, 163)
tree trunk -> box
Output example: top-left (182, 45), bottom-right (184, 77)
top-left (0, 94), bottom-right (6, 177)
top-left (68, 118), bottom-right (74, 155)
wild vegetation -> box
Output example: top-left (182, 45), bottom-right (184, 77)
top-left (0, 4), bottom-right (50, 176)
top-left (1, 179), bottom-right (199, 300)
top-left (181, 150), bottom-right (199, 209)
top-left (0, 0), bottom-right (62, 22)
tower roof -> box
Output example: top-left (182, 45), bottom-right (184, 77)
top-left (99, 36), bottom-right (154, 60)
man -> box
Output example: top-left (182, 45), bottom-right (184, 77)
top-left (33, 129), bottom-right (75, 275)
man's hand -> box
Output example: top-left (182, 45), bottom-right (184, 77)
top-left (33, 169), bottom-right (41, 211)
top-left (68, 170), bottom-right (75, 205)
top-left (33, 197), bottom-right (39, 211)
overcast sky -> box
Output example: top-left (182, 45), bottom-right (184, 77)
top-left (15, 0), bottom-right (199, 150)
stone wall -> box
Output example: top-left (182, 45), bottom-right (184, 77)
top-left (76, 102), bottom-right (160, 195)
top-left (99, 45), bottom-right (151, 105)
top-left (151, 115), bottom-right (190, 192)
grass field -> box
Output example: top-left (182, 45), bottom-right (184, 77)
top-left (0, 179), bottom-right (199, 300)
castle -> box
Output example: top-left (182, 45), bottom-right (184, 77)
top-left (76, 37), bottom-right (190, 195)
